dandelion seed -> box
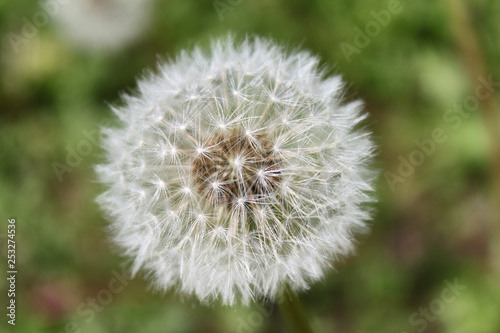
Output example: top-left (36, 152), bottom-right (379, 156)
top-left (96, 36), bottom-right (376, 306)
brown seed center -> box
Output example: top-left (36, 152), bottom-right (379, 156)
top-left (192, 131), bottom-right (282, 208)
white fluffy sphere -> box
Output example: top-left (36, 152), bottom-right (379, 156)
top-left (55, 0), bottom-right (153, 51)
top-left (96, 37), bottom-right (376, 305)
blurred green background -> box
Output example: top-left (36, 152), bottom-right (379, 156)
top-left (1, 0), bottom-right (500, 332)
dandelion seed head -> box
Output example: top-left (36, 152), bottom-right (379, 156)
top-left (96, 36), bottom-right (376, 305)
top-left (55, 0), bottom-right (154, 52)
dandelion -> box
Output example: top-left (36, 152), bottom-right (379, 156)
top-left (96, 36), bottom-right (376, 306)
top-left (54, 0), bottom-right (154, 51)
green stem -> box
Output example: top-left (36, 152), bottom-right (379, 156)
top-left (446, 0), bottom-right (500, 216)
top-left (278, 285), bottom-right (316, 333)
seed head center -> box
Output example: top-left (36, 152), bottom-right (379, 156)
top-left (192, 131), bottom-right (282, 208)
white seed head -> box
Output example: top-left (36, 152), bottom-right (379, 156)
top-left (96, 36), bottom-right (376, 305)
top-left (55, 0), bottom-right (153, 51)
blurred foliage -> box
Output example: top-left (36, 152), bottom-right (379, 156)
top-left (1, 0), bottom-right (500, 332)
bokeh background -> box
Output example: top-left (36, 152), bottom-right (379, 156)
top-left (1, 0), bottom-right (500, 332)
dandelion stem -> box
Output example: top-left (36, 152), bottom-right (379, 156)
top-left (446, 0), bottom-right (500, 215)
top-left (278, 285), bottom-right (316, 333)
